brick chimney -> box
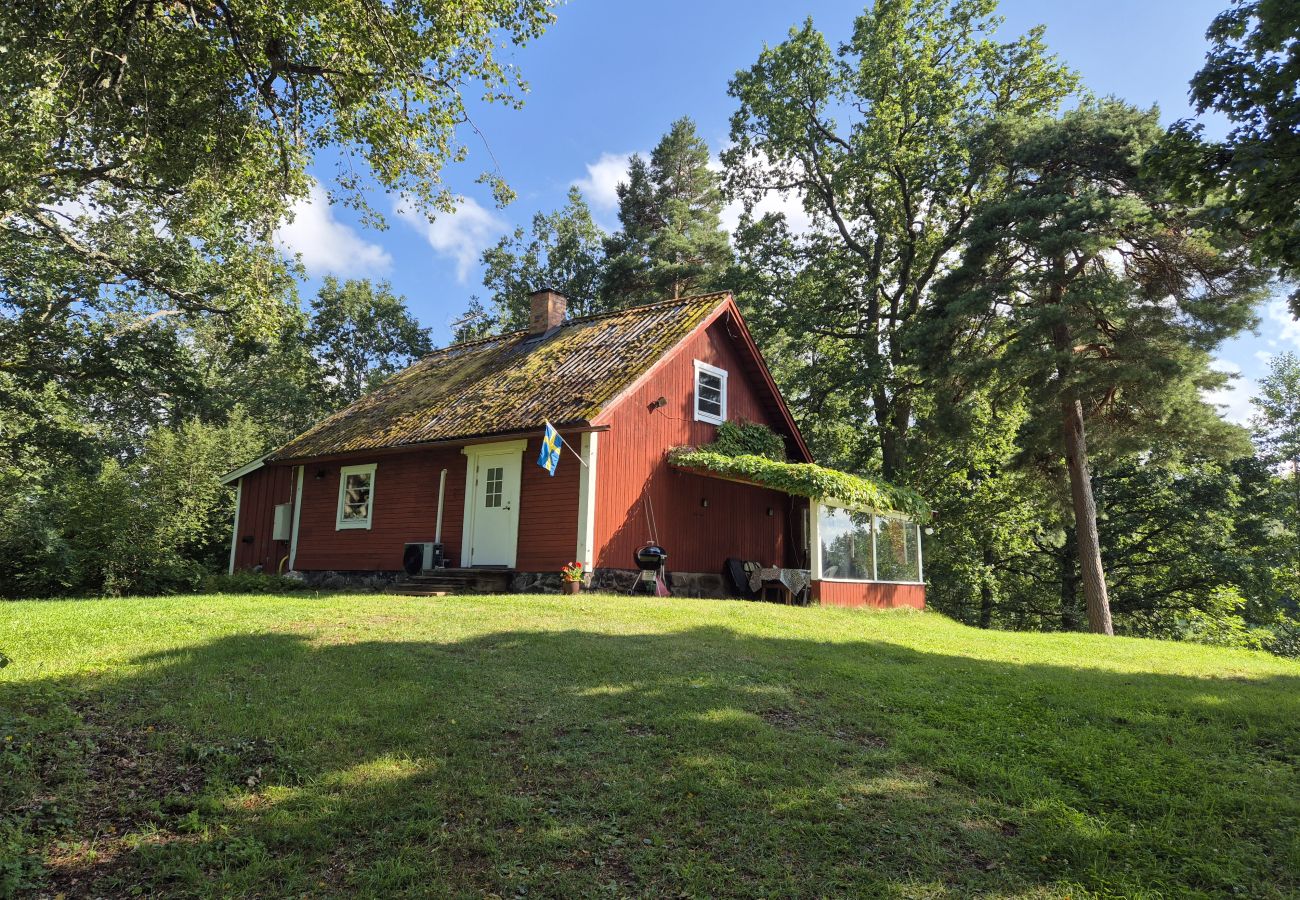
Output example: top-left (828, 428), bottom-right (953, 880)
top-left (528, 288), bottom-right (567, 334)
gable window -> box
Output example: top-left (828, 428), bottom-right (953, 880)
top-left (694, 360), bottom-right (728, 425)
top-left (336, 463), bottom-right (377, 530)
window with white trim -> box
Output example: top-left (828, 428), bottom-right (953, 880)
top-left (693, 359), bottom-right (727, 424)
top-left (336, 463), bottom-right (377, 530)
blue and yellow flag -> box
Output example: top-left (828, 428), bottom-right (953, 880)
top-left (538, 421), bottom-right (563, 476)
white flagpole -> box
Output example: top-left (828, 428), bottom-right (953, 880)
top-left (545, 420), bottom-right (588, 467)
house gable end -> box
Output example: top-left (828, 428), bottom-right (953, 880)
top-left (593, 297), bottom-right (811, 462)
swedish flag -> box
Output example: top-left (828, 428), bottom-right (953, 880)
top-left (538, 421), bottom-right (563, 476)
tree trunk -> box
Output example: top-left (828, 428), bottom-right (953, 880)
top-left (1058, 524), bottom-right (1080, 631)
top-left (978, 544), bottom-right (995, 629)
top-left (1061, 395), bottom-right (1114, 635)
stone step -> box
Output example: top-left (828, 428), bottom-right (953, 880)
top-left (390, 568), bottom-right (513, 597)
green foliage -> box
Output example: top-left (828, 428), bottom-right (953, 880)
top-left (923, 98), bottom-right (1266, 633)
top-left (202, 572), bottom-right (310, 595)
top-left (1252, 352), bottom-right (1300, 472)
top-left (309, 277), bottom-right (433, 407)
top-left (668, 448), bottom-right (926, 517)
top-left (461, 116), bottom-right (732, 339)
top-left (462, 187), bottom-right (609, 337)
top-left (1161, 0), bottom-right (1300, 309)
top-left (1, 0), bottom-right (554, 419)
top-left (0, 413), bottom-right (265, 598)
top-left (706, 420), bottom-right (788, 461)
top-left (725, 0), bottom-right (1076, 475)
top-left (602, 118), bottom-right (732, 306)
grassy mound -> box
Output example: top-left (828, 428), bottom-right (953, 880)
top-left (2, 593), bottom-right (1298, 897)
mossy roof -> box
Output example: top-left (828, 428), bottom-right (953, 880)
top-left (269, 292), bottom-right (729, 461)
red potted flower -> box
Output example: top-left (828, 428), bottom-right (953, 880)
top-left (560, 561), bottom-right (584, 594)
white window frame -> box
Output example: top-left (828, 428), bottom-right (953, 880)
top-left (336, 463), bottom-right (377, 530)
top-left (693, 359), bottom-right (728, 425)
top-left (809, 499), bottom-right (924, 585)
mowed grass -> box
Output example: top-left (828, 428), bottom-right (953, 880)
top-left (2, 594), bottom-right (1299, 898)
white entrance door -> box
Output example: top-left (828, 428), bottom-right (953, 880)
top-left (463, 443), bottom-right (523, 567)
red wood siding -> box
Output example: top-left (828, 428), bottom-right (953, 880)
top-left (293, 448), bottom-right (466, 571)
top-left (812, 581), bottom-right (926, 610)
top-left (516, 436), bottom-right (581, 571)
top-left (232, 465), bottom-right (296, 573)
top-left (592, 317), bottom-right (806, 574)
top-left (284, 438), bottom-right (578, 573)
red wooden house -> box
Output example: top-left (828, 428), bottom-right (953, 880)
top-left (222, 289), bottom-right (925, 607)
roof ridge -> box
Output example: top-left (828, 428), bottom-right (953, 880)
top-left (562, 290), bottom-right (731, 326)
top-left (421, 291), bottom-right (732, 360)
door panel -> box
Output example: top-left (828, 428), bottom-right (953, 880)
top-left (468, 449), bottom-right (521, 566)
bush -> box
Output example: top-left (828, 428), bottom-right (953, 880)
top-left (0, 412), bottom-right (267, 598)
top-left (202, 572), bottom-right (309, 595)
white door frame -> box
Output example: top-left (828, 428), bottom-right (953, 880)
top-left (574, 431), bottom-right (599, 572)
top-left (461, 439), bottom-right (527, 567)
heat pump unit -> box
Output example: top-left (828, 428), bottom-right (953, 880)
top-left (403, 542), bottom-right (437, 575)
top-left (272, 503), bottom-right (292, 541)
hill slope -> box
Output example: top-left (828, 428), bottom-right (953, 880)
top-left (3, 593), bottom-right (1298, 898)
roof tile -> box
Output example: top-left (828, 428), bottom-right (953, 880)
top-left (269, 292), bottom-right (728, 460)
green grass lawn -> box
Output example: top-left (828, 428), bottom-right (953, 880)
top-left (2, 593), bottom-right (1298, 898)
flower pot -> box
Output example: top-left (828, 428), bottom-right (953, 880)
top-left (562, 580), bottom-right (581, 595)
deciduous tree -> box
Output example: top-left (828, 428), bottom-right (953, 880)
top-left (725, 0), bottom-right (1075, 476)
top-left (1162, 0), bottom-right (1300, 310)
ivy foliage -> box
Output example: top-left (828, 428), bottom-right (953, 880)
top-left (669, 420), bottom-right (927, 517)
top-left (707, 420), bottom-right (788, 461)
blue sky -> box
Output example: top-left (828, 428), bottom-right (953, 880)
top-left (276, 0), bottom-right (1296, 424)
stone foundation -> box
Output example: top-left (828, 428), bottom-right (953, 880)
top-left (289, 570), bottom-right (404, 591)
top-left (287, 567), bottom-right (733, 598)
top-left (588, 568), bottom-right (732, 599)
top-left (509, 571), bottom-right (565, 593)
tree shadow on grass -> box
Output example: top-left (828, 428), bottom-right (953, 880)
top-left (5, 625), bottom-right (1300, 898)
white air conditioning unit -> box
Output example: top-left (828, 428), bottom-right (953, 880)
top-left (404, 542), bottom-right (436, 572)
top-left (272, 503), bottom-right (292, 541)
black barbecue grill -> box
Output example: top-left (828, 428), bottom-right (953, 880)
top-left (634, 544), bottom-right (667, 570)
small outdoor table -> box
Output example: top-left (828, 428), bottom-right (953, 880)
top-left (748, 567), bottom-right (812, 605)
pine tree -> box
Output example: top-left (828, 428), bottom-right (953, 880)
top-left (602, 118), bottom-right (731, 306)
top-left (925, 100), bottom-right (1267, 635)
top-left (647, 118), bottom-right (732, 299)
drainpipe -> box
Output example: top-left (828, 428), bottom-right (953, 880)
top-left (434, 468), bottom-right (448, 544)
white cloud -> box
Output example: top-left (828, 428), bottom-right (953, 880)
top-left (721, 188), bottom-right (813, 239)
top-left (1264, 297), bottom-right (1300, 349)
top-left (395, 195), bottom-right (505, 283)
top-left (1205, 358), bottom-right (1256, 425)
top-left (712, 149), bottom-right (813, 238)
top-left (572, 152), bottom-right (639, 212)
top-left (276, 182), bottom-right (391, 277)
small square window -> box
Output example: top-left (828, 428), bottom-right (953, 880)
top-left (336, 464), bottom-right (377, 530)
top-left (694, 360), bottom-right (727, 425)
top-left (484, 466), bottom-right (504, 508)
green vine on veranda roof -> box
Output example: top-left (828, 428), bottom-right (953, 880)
top-left (668, 422), bottom-right (928, 519)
